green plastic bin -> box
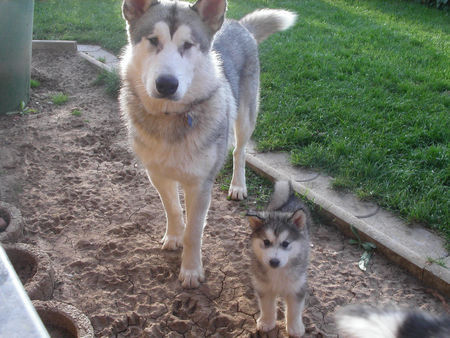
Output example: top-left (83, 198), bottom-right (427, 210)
top-left (0, 0), bottom-right (34, 114)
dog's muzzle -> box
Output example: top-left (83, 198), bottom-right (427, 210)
top-left (155, 74), bottom-right (179, 97)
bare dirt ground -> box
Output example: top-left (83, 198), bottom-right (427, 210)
top-left (0, 50), bottom-right (448, 337)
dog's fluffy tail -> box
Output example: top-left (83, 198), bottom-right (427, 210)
top-left (267, 181), bottom-right (293, 211)
top-left (335, 304), bottom-right (450, 338)
top-left (239, 9), bottom-right (297, 44)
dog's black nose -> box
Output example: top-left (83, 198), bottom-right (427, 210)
top-left (269, 258), bottom-right (280, 268)
top-left (155, 74), bottom-right (179, 97)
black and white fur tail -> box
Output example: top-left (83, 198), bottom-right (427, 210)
top-left (335, 304), bottom-right (450, 338)
top-left (266, 181), bottom-right (310, 219)
top-left (239, 9), bottom-right (297, 44)
top-left (267, 180), bottom-right (294, 211)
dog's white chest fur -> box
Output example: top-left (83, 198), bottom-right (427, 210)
top-left (133, 131), bottom-right (220, 182)
top-left (254, 267), bottom-right (306, 296)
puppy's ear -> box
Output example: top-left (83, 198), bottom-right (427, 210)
top-left (289, 209), bottom-right (307, 229)
top-left (191, 0), bottom-right (227, 33)
top-left (122, 0), bottom-right (158, 22)
top-left (246, 212), bottom-right (265, 230)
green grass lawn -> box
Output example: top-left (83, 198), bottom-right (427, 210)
top-left (33, 0), bottom-right (126, 54)
top-left (34, 0), bottom-right (449, 244)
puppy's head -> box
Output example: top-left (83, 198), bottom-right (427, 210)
top-left (247, 210), bottom-right (308, 269)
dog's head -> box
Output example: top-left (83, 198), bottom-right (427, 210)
top-left (247, 210), bottom-right (309, 270)
top-left (122, 0), bottom-right (226, 103)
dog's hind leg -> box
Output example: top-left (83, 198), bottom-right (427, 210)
top-left (179, 181), bottom-right (212, 288)
top-left (148, 173), bottom-right (185, 250)
top-left (228, 78), bottom-right (259, 200)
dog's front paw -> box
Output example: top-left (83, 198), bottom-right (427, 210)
top-left (179, 266), bottom-right (204, 288)
top-left (161, 234), bottom-right (183, 250)
top-left (287, 321), bottom-right (305, 337)
top-left (228, 184), bottom-right (247, 201)
top-left (256, 318), bottom-right (276, 332)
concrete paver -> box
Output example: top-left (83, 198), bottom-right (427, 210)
top-left (77, 44), bottom-right (119, 71)
top-left (32, 40), bottom-right (77, 52)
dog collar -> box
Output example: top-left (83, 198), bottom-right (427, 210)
top-left (186, 113), bottom-right (193, 127)
top-left (164, 110), bottom-right (193, 127)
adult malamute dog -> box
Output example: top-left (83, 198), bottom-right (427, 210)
top-left (119, 0), bottom-right (296, 288)
top-left (335, 304), bottom-right (450, 338)
top-left (247, 181), bottom-right (311, 337)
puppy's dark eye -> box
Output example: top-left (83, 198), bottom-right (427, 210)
top-left (281, 241), bottom-right (289, 249)
top-left (148, 37), bottom-right (159, 46)
top-left (183, 41), bottom-right (194, 50)
top-left (263, 239), bottom-right (271, 248)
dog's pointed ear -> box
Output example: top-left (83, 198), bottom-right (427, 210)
top-left (191, 0), bottom-right (227, 33)
top-left (289, 209), bottom-right (307, 229)
top-left (246, 212), bottom-right (265, 230)
top-left (122, 0), bottom-right (158, 22)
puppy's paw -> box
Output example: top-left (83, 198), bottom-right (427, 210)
top-left (179, 266), bottom-right (204, 288)
top-left (228, 184), bottom-right (247, 201)
top-left (287, 321), bottom-right (305, 337)
top-left (256, 318), bottom-right (276, 332)
top-left (161, 234), bottom-right (183, 250)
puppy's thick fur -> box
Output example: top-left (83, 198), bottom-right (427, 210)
top-left (119, 0), bottom-right (296, 288)
top-left (247, 181), bottom-right (311, 337)
top-left (335, 304), bottom-right (450, 338)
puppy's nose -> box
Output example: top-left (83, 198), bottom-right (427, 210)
top-left (269, 258), bottom-right (280, 268)
top-left (155, 74), bottom-right (178, 97)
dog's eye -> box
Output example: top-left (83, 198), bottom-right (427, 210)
top-left (183, 41), bottom-right (194, 50)
top-left (281, 241), bottom-right (289, 249)
top-left (148, 37), bottom-right (159, 47)
top-left (263, 239), bottom-right (271, 248)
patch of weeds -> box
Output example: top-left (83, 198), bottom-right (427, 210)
top-left (355, 188), bottom-right (377, 202)
top-left (30, 79), bottom-right (40, 88)
top-left (349, 225), bottom-right (377, 271)
top-left (93, 69), bottom-right (120, 98)
top-left (427, 257), bottom-right (448, 269)
top-left (6, 101), bottom-right (37, 116)
top-left (216, 151), bottom-right (273, 211)
top-left (97, 57), bottom-right (106, 63)
top-left (71, 109), bottom-right (82, 117)
top-left (331, 176), bottom-right (353, 192)
top-left (52, 93), bottom-right (69, 105)
top-left (244, 168), bottom-right (273, 210)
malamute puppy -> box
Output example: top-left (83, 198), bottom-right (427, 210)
top-left (247, 181), bottom-right (311, 337)
top-left (119, 0), bottom-right (297, 288)
top-left (335, 304), bottom-right (450, 338)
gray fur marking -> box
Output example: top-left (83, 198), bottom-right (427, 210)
top-left (129, 2), bottom-right (213, 52)
top-left (213, 20), bottom-right (260, 106)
